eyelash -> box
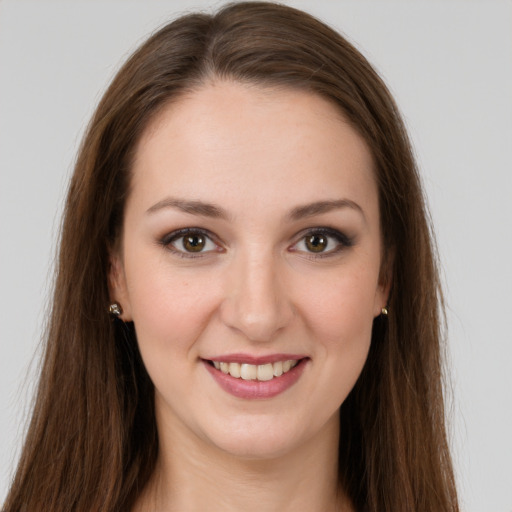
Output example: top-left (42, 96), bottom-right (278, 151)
top-left (290, 227), bottom-right (354, 259)
top-left (159, 227), bottom-right (353, 259)
top-left (159, 228), bottom-right (220, 259)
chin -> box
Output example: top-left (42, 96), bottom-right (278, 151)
top-left (214, 435), bottom-right (297, 461)
top-left (200, 414), bottom-right (313, 461)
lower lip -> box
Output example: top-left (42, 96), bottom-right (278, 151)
top-left (203, 359), bottom-right (308, 399)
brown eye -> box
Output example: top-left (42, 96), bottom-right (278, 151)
top-left (290, 228), bottom-right (352, 257)
top-left (305, 234), bottom-right (328, 252)
top-left (182, 234), bottom-right (206, 252)
top-left (164, 229), bottom-right (218, 256)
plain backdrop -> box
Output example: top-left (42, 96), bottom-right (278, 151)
top-left (1, 1), bottom-right (511, 510)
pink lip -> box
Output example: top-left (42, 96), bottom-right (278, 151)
top-left (203, 357), bottom-right (308, 400)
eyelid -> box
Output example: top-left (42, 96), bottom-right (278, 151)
top-left (289, 227), bottom-right (353, 257)
top-left (159, 227), bottom-right (223, 257)
top-left (159, 226), bottom-right (352, 259)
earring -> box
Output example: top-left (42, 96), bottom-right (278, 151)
top-left (109, 302), bottom-right (123, 316)
top-left (381, 307), bottom-right (388, 316)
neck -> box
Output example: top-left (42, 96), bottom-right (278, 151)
top-left (134, 410), bottom-right (353, 512)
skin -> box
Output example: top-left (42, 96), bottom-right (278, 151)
top-left (110, 80), bottom-right (389, 512)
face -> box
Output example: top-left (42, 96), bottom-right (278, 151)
top-left (111, 81), bottom-right (388, 459)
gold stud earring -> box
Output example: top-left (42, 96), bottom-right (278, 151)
top-left (109, 302), bottom-right (123, 316)
top-left (381, 307), bottom-right (388, 316)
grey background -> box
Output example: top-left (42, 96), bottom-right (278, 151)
top-left (1, 1), bottom-right (511, 510)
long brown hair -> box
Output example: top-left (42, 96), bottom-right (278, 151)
top-left (4, 2), bottom-right (459, 511)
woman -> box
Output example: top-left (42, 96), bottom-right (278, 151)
top-left (4, 2), bottom-right (459, 511)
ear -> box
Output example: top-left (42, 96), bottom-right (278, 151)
top-left (108, 248), bottom-right (133, 321)
top-left (373, 246), bottom-right (394, 317)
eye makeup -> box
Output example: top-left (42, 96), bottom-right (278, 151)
top-left (158, 227), bottom-right (223, 259)
top-left (288, 227), bottom-right (354, 259)
top-left (157, 225), bottom-right (354, 260)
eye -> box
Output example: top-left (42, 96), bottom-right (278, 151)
top-left (290, 228), bottom-right (352, 257)
top-left (304, 233), bottom-right (331, 253)
top-left (161, 228), bottom-right (220, 256)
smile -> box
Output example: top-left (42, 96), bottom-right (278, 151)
top-left (211, 360), bottom-right (299, 381)
top-left (203, 357), bottom-right (308, 399)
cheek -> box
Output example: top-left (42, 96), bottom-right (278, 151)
top-left (294, 264), bottom-right (378, 390)
top-left (124, 251), bottom-right (221, 355)
top-left (299, 265), bottom-right (379, 342)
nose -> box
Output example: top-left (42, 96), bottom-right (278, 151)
top-left (219, 250), bottom-right (294, 343)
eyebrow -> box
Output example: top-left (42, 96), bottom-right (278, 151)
top-left (287, 199), bottom-right (366, 222)
top-left (146, 198), bottom-right (230, 219)
top-left (146, 197), bottom-right (365, 222)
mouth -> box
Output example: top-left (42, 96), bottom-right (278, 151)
top-left (202, 356), bottom-right (309, 399)
top-left (207, 358), bottom-right (303, 381)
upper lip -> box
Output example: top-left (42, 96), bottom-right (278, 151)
top-left (204, 353), bottom-right (308, 365)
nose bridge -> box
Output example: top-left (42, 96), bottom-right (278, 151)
top-left (221, 246), bottom-right (292, 342)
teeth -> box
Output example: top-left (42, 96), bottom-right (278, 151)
top-left (213, 359), bottom-right (299, 381)
top-left (240, 363), bottom-right (257, 380)
top-left (229, 362), bottom-right (241, 378)
top-left (257, 363), bottom-right (274, 381)
top-left (273, 361), bottom-right (283, 377)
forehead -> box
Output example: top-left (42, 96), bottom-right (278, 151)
top-left (129, 81), bottom-right (377, 219)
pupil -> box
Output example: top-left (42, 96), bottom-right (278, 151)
top-left (184, 234), bottom-right (205, 252)
top-left (306, 234), bottom-right (327, 252)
